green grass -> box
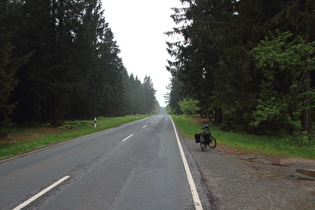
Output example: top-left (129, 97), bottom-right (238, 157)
top-left (172, 115), bottom-right (315, 159)
top-left (0, 115), bottom-right (149, 160)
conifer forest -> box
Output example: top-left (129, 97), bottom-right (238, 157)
top-left (0, 0), bottom-right (157, 131)
top-left (166, 0), bottom-right (315, 135)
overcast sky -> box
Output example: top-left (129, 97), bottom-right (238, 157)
top-left (101, 0), bottom-right (183, 107)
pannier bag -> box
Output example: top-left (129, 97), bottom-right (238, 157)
top-left (203, 134), bottom-right (210, 144)
top-left (194, 133), bottom-right (201, 143)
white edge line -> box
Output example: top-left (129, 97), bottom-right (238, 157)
top-left (122, 134), bottom-right (134, 142)
top-left (169, 116), bottom-right (203, 210)
top-left (13, 175), bottom-right (70, 210)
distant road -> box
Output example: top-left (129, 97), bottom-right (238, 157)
top-left (0, 115), bottom-right (208, 210)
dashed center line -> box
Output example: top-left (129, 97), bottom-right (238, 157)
top-left (13, 175), bottom-right (70, 210)
top-left (143, 125), bottom-right (147, 128)
top-left (122, 134), bottom-right (134, 142)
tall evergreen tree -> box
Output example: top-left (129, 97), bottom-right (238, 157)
top-left (142, 76), bottom-right (156, 114)
top-left (1, 0), bottom-right (158, 127)
top-left (0, 0), bottom-right (18, 133)
top-left (0, 0), bottom-right (28, 132)
top-left (167, 0), bottom-right (315, 134)
top-left (167, 76), bottom-right (183, 114)
top-left (133, 76), bottom-right (145, 114)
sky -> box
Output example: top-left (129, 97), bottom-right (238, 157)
top-left (101, 0), bottom-right (183, 107)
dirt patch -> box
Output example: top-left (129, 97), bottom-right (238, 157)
top-left (227, 148), bottom-right (315, 184)
top-left (296, 169), bottom-right (315, 178)
top-left (217, 148), bottom-right (247, 155)
top-left (1, 128), bottom-right (60, 144)
top-left (269, 162), bottom-right (288, 166)
top-left (280, 157), bottom-right (315, 167)
top-left (191, 117), bottom-right (211, 125)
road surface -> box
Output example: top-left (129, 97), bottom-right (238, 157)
top-left (0, 115), bottom-right (209, 210)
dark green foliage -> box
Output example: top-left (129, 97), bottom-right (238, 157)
top-left (0, 0), bottom-right (157, 128)
top-left (0, 0), bottom-right (29, 137)
top-left (142, 76), bottom-right (157, 114)
top-left (0, 30), bottom-right (16, 128)
top-left (252, 31), bottom-right (315, 133)
top-left (167, 76), bottom-right (184, 114)
top-left (167, 0), bottom-right (315, 134)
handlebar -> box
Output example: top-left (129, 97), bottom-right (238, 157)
top-left (200, 124), bottom-right (210, 130)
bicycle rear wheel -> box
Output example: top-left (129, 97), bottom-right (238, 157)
top-left (208, 135), bottom-right (217, 148)
top-left (200, 136), bottom-right (207, 151)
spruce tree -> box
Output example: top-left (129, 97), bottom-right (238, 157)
top-left (0, 2), bottom-right (17, 134)
top-left (142, 76), bottom-right (156, 114)
top-left (0, 0), bottom-right (28, 134)
top-left (167, 0), bottom-right (315, 133)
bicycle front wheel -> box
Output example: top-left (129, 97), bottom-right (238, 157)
top-left (208, 135), bottom-right (217, 148)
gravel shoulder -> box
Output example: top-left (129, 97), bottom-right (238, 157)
top-left (181, 136), bottom-right (315, 210)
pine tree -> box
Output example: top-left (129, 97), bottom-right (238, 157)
top-left (167, 0), bottom-right (315, 133)
top-left (167, 76), bottom-right (183, 114)
top-left (0, 0), bottom-right (28, 135)
top-left (0, 2), bottom-right (17, 134)
top-left (3, 0), bottom-right (157, 126)
top-left (133, 76), bottom-right (145, 114)
top-left (142, 76), bottom-right (156, 114)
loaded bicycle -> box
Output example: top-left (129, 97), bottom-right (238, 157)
top-left (195, 124), bottom-right (217, 151)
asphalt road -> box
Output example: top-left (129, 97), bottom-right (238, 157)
top-left (0, 115), bottom-right (210, 210)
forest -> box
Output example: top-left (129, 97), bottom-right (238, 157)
top-left (165, 0), bottom-right (315, 135)
top-left (0, 0), bottom-right (157, 136)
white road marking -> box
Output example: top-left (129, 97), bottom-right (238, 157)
top-left (169, 116), bottom-right (203, 210)
top-left (13, 175), bottom-right (70, 210)
top-left (143, 125), bottom-right (147, 128)
top-left (122, 134), bottom-right (134, 142)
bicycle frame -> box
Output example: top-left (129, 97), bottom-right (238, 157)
top-left (195, 124), bottom-right (217, 151)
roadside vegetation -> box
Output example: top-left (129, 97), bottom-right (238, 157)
top-left (0, 1), bottom-right (158, 136)
top-left (172, 115), bottom-right (315, 159)
top-left (0, 115), bottom-right (148, 160)
top-left (165, 2), bottom-right (315, 159)
top-left (165, 1), bottom-right (315, 136)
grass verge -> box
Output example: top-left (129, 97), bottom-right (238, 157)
top-left (172, 115), bottom-right (315, 159)
top-left (0, 115), bottom-right (149, 160)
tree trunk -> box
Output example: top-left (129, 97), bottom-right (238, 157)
top-left (301, 1), bottom-right (312, 132)
top-left (52, 93), bottom-right (65, 127)
top-left (302, 71), bottom-right (312, 132)
top-left (215, 107), bottom-right (222, 124)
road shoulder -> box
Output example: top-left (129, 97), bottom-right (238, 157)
top-left (181, 135), bottom-right (315, 209)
